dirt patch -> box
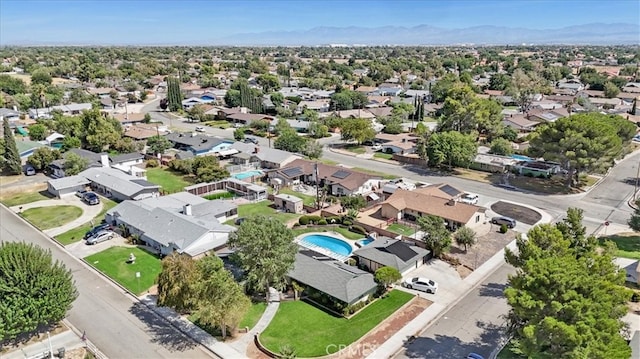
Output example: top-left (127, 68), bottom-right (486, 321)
top-left (491, 201), bottom-right (542, 225)
top-left (449, 227), bottom-right (518, 270)
top-left (456, 265), bottom-right (474, 279)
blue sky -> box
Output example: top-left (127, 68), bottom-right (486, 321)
top-left (1, 0), bottom-right (638, 45)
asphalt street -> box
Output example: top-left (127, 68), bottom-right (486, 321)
top-left (0, 206), bottom-right (214, 359)
top-left (396, 264), bottom-right (514, 359)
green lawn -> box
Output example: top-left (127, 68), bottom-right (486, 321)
top-left (146, 167), bottom-right (193, 193)
top-left (387, 223), bottom-right (416, 236)
top-left (352, 167), bottom-right (397, 180)
top-left (292, 226), bottom-right (365, 240)
top-left (599, 233), bottom-right (640, 260)
top-left (20, 205), bottom-right (82, 230)
top-left (204, 120), bottom-right (231, 129)
top-left (84, 246), bottom-right (162, 295)
top-left (230, 200), bottom-right (300, 225)
top-left (204, 191), bottom-right (235, 200)
top-left (260, 290), bottom-right (413, 357)
top-left (0, 190), bottom-right (52, 207)
top-left (56, 199), bottom-right (118, 245)
top-left (239, 302), bottom-right (268, 330)
top-left (278, 188), bottom-right (317, 206)
top-left (374, 152), bottom-right (394, 160)
top-left (344, 145), bottom-right (365, 154)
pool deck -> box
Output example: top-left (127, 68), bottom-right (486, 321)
top-left (295, 231), bottom-right (358, 262)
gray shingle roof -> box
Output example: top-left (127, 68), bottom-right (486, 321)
top-left (79, 167), bottom-right (160, 197)
top-left (111, 152), bottom-right (144, 164)
top-left (354, 238), bottom-right (430, 273)
top-left (230, 142), bottom-right (300, 165)
top-left (48, 175), bottom-right (91, 191)
top-left (288, 251), bottom-right (377, 304)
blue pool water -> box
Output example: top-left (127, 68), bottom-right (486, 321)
top-left (300, 234), bottom-right (353, 257)
top-left (511, 154), bottom-right (532, 162)
top-left (233, 170), bottom-right (263, 180)
top-left (359, 238), bottom-right (374, 246)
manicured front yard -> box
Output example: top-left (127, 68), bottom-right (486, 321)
top-left (56, 199), bottom-right (118, 245)
top-left (20, 205), bottom-right (82, 230)
top-left (239, 302), bottom-right (268, 330)
top-left (84, 246), bottom-right (162, 295)
top-left (387, 223), bottom-right (416, 236)
top-left (260, 290), bottom-right (413, 357)
top-left (599, 233), bottom-right (640, 260)
top-left (374, 152), bottom-right (394, 160)
top-left (230, 200), bottom-right (301, 225)
top-left (0, 189), bottom-right (52, 207)
top-left (146, 167), bottom-right (193, 193)
top-left (352, 167), bottom-right (397, 180)
top-left (344, 145), bottom-right (365, 154)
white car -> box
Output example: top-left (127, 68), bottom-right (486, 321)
top-left (195, 126), bottom-right (205, 132)
top-left (460, 193), bottom-right (479, 205)
top-left (371, 144), bottom-right (382, 151)
top-left (403, 277), bottom-right (438, 294)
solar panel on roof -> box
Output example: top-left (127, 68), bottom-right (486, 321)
top-left (440, 184), bottom-right (461, 197)
top-left (282, 167), bottom-right (304, 177)
top-left (331, 170), bottom-right (351, 179)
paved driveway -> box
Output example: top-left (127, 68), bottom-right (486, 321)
top-left (66, 232), bottom-right (128, 258)
top-left (399, 259), bottom-right (463, 305)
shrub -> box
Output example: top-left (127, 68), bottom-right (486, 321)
top-left (299, 216), bottom-right (310, 225)
top-left (308, 215), bottom-right (322, 224)
top-left (326, 216), bottom-right (342, 224)
top-left (146, 159), bottom-right (159, 168)
top-left (631, 292), bottom-right (640, 303)
top-left (292, 223), bottom-right (300, 227)
top-left (500, 224), bottom-right (508, 233)
top-left (524, 172), bottom-right (534, 177)
top-left (342, 220), bottom-right (353, 226)
top-left (351, 225), bottom-right (367, 235)
top-left (317, 219), bottom-right (327, 225)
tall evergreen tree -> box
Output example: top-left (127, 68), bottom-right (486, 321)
top-left (2, 117), bottom-right (22, 174)
top-left (166, 76), bottom-right (182, 112)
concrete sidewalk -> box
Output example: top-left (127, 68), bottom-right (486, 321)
top-left (1, 330), bottom-right (84, 359)
top-left (139, 295), bottom-right (246, 359)
top-left (229, 289), bottom-right (280, 354)
top-left (10, 197), bottom-right (103, 237)
top-left (367, 237), bottom-right (519, 358)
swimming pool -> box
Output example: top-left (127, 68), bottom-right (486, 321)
top-left (358, 238), bottom-right (374, 246)
top-left (511, 154), bottom-right (532, 162)
top-left (233, 170), bottom-right (263, 180)
top-left (299, 234), bottom-right (353, 259)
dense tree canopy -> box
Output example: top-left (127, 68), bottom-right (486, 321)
top-left (228, 216), bottom-right (298, 297)
top-left (426, 131), bottom-right (477, 168)
top-left (340, 118), bottom-right (375, 144)
top-left (0, 242), bottom-right (78, 341)
top-left (528, 113), bottom-right (635, 186)
top-left (2, 118), bottom-right (22, 175)
top-left (417, 215), bottom-right (451, 258)
top-left (504, 209), bottom-right (632, 358)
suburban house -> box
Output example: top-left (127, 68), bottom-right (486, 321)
top-left (165, 132), bottom-right (235, 157)
top-left (226, 113), bottom-right (276, 126)
top-left (273, 193), bottom-right (304, 213)
top-left (353, 237), bottom-right (431, 276)
top-left (28, 103), bottom-right (92, 119)
top-left (515, 160), bottom-right (562, 177)
top-left (380, 187), bottom-right (485, 230)
top-left (288, 250), bottom-right (378, 306)
top-left (471, 153), bottom-right (518, 173)
top-left (268, 159), bottom-right (381, 196)
top-left (48, 149), bottom-right (108, 178)
top-left (17, 140), bottom-right (45, 160)
top-left (0, 108), bottom-right (21, 123)
top-left (503, 114), bottom-right (540, 132)
top-left (47, 166), bottom-right (160, 200)
top-left (229, 142), bottom-right (301, 169)
top-left (105, 192), bottom-right (237, 258)
top-left (296, 100), bottom-right (330, 113)
top-left (182, 97), bottom-right (215, 110)
top-left (185, 177), bottom-right (268, 201)
top-left (374, 133), bottom-right (418, 155)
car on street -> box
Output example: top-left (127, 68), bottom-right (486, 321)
top-left (82, 192), bottom-right (101, 206)
top-left (466, 353), bottom-right (485, 359)
top-left (460, 193), bottom-right (479, 204)
top-left (85, 230), bottom-right (115, 245)
top-left (84, 223), bottom-right (112, 239)
top-left (244, 137), bottom-right (259, 144)
top-left (491, 216), bottom-right (516, 228)
top-left (633, 134), bottom-right (640, 143)
top-left (24, 166), bottom-right (36, 176)
top-left (403, 277), bottom-right (438, 294)
top-left (195, 126), bottom-right (206, 132)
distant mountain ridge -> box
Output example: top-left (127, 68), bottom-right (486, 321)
top-left (212, 23), bottom-right (640, 46)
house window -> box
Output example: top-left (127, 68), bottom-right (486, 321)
top-left (337, 187), bottom-right (344, 195)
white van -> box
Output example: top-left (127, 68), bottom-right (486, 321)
top-left (460, 193), bottom-right (479, 205)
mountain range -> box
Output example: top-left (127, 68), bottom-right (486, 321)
top-left (211, 23), bottom-right (640, 46)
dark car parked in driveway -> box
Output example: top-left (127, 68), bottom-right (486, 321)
top-left (244, 137), bottom-right (259, 144)
top-left (84, 223), bottom-right (112, 239)
top-left (82, 192), bottom-right (100, 205)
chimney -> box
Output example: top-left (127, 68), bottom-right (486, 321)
top-left (183, 204), bottom-right (192, 216)
top-left (448, 199), bottom-right (456, 206)
top-left (254, 146), bottom-right (259, 154)
top-left (100, 154), bottom-right (109, 168)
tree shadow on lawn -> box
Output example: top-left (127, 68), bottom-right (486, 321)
top-left (128, 302), bottom-right (198, 352)
top-left (478, 282), bottom-right (507, 299)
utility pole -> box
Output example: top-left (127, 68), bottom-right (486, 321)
top-left (315, 162), bottom-right (320, 210)
top-left (635, 159), bottom-right (640, 202)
